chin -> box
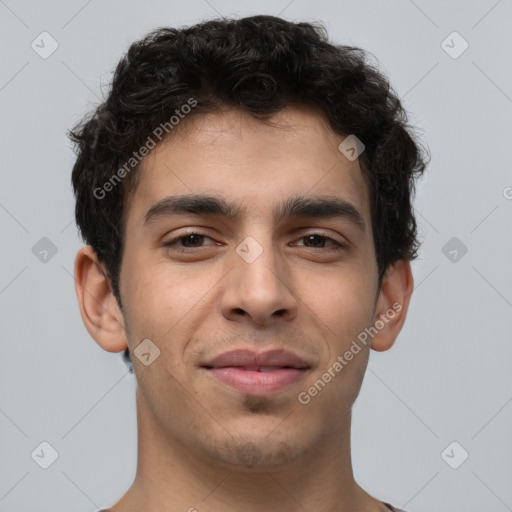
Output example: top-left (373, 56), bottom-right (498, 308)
top-left (204, 428), bottom-right (313, 471)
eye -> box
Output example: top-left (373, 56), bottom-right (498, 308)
top-left (162, 232), bottom-right (217, 252)
top-left (294, 233), bottom-right (346, 250)
top-left (162, 231), bottom-right (347, 254)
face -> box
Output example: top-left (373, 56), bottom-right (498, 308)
top-left (118, 106), bottom-right (381, 469)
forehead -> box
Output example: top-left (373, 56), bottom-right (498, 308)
top-left (127, 106), bottom-right (371, 228)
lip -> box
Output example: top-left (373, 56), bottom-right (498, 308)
top-left (201, 349), bottom-right (310, 395)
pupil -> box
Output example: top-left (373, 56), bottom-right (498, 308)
top-left (184, 234), bottom-right (201, 246)
top-left (306, 235), bottom-right (323, 247)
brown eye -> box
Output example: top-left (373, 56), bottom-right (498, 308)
top-left (303, 234), bottom-right (327, 247)
top-left (163, 232), bottom-right (216, 252)
top-left (179, 234), bottom-right (205, 247)
top-left (295, 233), bottom-right (346, 250)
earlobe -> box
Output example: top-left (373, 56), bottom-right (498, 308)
top-left (74, 246), bottom-right (128, 353)
top-left (370, 259), bottom-right (414, 352)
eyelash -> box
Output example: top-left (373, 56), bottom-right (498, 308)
top-left (162, 231), bottom-right (347, 253)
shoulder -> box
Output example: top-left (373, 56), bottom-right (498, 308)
top-left (384, 504), bottom-right (408, 512)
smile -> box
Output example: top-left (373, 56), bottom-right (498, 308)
top-left (201, 349), bottom-right (311, 395)
top-left (205, 366), bottom-right (309, 395)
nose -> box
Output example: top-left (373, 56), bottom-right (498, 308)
top-left (220, 236), bottom-right (298, 327)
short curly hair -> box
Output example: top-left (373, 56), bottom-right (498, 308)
top-left (70, 14), bottom-right (428, 312)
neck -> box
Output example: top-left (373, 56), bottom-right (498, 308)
top-left (109, 389), bottom-right (387, 512)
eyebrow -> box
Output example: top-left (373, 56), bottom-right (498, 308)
top-left (143, 193), bottom-right (366, 232)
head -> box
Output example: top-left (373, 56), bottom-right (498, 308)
top-left (71, 16), bottom-right (427, 469)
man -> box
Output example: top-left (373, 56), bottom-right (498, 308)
top-left (70, 15), bottom-right (427, 512)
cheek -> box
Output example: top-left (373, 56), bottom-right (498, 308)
top-left (123, 257), bottom-right (188, 321)
top-left (313, 268), bottom-right (375, 399)
top-left (301, 284), bottom-right (372, 428)
top-left (122, 259), bottom-right (217, 363)
top-left (304, 263), bottom-right (376, 341)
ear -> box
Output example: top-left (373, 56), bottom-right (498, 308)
top-left (74, 245), bottom-right (128, 353)
top-left (370, 259), bottom-right (414, 352)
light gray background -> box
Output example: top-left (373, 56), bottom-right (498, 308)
top-left (1, 1), bottom-right (511, 511)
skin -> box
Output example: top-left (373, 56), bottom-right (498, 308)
top-left (75, 105), bottom-right (413, 512)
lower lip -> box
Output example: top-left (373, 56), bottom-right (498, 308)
top-left (205, 367), bottom-right (308, 395)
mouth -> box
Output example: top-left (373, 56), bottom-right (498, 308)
top-left (201, 349), bottom-right (311, 395)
